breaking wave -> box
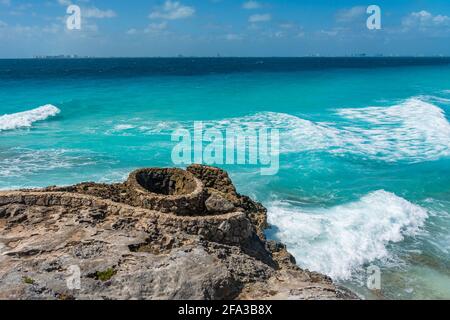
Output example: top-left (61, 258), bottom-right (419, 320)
top-left (0, 104), bottom-right (60, 131)
top-left (219, 97), bottom-right (450, 162)
top-left (267, 190), bottom-right (429, 280)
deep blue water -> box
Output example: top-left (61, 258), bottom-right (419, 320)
top-left (1, 58), bottom-right (449, 299)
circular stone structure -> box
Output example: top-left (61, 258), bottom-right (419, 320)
top-left (127, 168), bottom-right (206, 215)
top-left (0, 166), bottom-right (260, 245)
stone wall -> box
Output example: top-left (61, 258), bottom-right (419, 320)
top-left (126, 168), bottom-right (207, 215)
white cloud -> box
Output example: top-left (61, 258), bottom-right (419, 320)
top-left (1, 0), bottom-right (11, 6)
top-left (242, 1), bottom-right (261, 10)
top-left (126, 28), bottom-right (137, 35)
top-left (0, 20), bottom-right (7, 28)
top-left (317, 27), bottom-right (348, 37)
top-left (249, 13), bottom-right (271, 23)
top-left (1, 23), bottom-right (65, 37)
top-left (57, 0), bottom-right (71, 6)
top-left (402, 10), bottom-right (450, 29)
top-left (81, 23), bottom-right (98, 33)
top-left (57, 1), bottom-right (116, 19)
top-left (84, 7), bottom-right (117, 19)
top-left (6, 2), bottom-right (33, 15)
top-left (41, 23), bottom-right (60, 34)
top-left (149, 1), bottom-right (195, 20)
top-left (336, 6), bottom-right (366, 23)
top-left (145, 22), bottom-right (168, 34)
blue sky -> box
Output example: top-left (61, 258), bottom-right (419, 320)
top-left (0, 0), bottom-right (450, 57)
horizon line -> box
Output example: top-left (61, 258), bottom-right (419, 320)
top-left (1, 55), bottom-right (450, 60)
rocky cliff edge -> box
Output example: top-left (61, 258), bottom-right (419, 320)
top-left (0, 165), bottom-right (357, 300)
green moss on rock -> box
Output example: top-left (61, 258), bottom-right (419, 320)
top-left (95, 268), bottom-right (117, 282)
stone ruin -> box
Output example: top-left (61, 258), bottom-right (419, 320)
top-left (0, 165), bottom-right (356, 300)
top-left (0, 165), bottom-right (262, 246)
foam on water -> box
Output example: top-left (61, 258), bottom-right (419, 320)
top-left (107, 121), bottom-right (182, 135)
top-left (208, 112), bottom-right (340, 153)
top-left (209, 97), bottom-right (450, 162)
top-left (0, 148), bottom-right (97, 178)
top-left (421, 95), bottom-right (450, 104)
top-left (118, 97), bottom-right (450, 163)
top-left (0, 104), bottom-right (60, 131)
top-left (267, 190), bottom-right (429, 280)
top-left (334, 98), bottom-right (450, 162)
top-left (113, 124), bottom-right (136, 131)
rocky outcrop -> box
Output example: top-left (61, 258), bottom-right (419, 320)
top-left (0, 165), bottom-right (357, 300)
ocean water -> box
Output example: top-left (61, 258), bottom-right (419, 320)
top-left (1, 58), bottom-right (449, 299)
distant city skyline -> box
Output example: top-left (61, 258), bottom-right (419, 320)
top-left (1, 0), bottom-right (450, 58)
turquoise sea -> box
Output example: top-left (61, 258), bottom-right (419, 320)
top-left (1, 58), bottom-right (449, 299)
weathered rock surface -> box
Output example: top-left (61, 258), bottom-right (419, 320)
top-left (0, 165), bottom-right (357, 300)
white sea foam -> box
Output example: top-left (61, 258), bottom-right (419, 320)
top-left (0, 148), bottom-right (97, 178)
top-left (421, 95), bottom-right (450, 104)
top-left (335, 98), bottom-right (450, 162)
top-left (267, 190), bottom-right (429, 280)
top-left (205, 112), bottom-right (340, 153)
top-left (0, 104), bottom-right (60, 131)
top-left (108, 121), bottom-right (182, 135)
top-left (140, 121), bottom-right (183, 134)
top-left (213, 97), bottom-right (450, 162)
top-left (113, 124), bottom-right (135, 131)
top-left (107, 97), bottom-right (450, 162)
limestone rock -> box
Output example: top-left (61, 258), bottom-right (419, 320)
top-left (0, 165), bottom-right (357, 300)
top-left (205, 192), bottom-right (235, 213)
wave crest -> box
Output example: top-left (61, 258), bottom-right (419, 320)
top-left (220, 98), bottom-right (450, 162)
top-left (0, 104), bottom-right (60, 132)
top-left (267, 190), bottom-right (429, 280)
